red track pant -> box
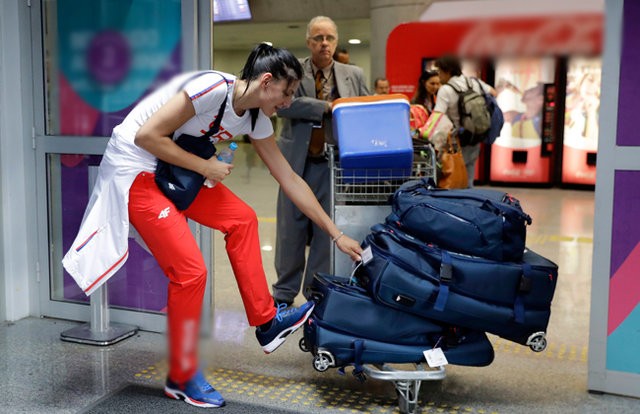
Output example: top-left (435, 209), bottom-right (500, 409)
top-left (128, 172), bottom-right (276, 383)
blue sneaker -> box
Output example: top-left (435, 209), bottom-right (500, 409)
top-left (256, 301), bottom-right (315, 353)
top-left (164, 370), bottom-right (225, 408)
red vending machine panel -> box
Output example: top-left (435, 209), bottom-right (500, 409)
top-left (562, 57), bottom-right (601, 186)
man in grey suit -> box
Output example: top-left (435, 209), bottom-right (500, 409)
top-left (273, 16), bottom-right (370, 307)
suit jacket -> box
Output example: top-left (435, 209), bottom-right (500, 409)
top-left (277, 57), bottom-right (370, 175)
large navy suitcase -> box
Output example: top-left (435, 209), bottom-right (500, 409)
top-left (301, 273), bottom-right (495, 373)
top-left (387, 177), bottom-right (532, 262)
top-left (357, 224), bottom-right (558, 351)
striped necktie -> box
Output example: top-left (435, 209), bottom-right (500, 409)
top-left (309, 70), bottom-right (327, 157)
top-left (315, 70), bottom-right (325, 100)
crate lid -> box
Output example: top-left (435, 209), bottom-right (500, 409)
top-left (332, 94), bottom-right (410, 112)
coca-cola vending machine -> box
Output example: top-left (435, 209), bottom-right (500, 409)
top-left (561, 56), bottom-right (601, 186)
top-left (386, 14), bottom-right (602, 187)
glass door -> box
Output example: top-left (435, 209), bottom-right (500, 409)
top-left (32, 0), bottom-right (213, 332)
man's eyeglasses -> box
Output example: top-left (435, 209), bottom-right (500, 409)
top-left (309, 35), bottom-right (337, 43)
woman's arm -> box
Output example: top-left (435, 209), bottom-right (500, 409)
top-left (252, 136), bottom-right (363, 261)
top-left (276, 96), bottom-right (328, 121)
top-left (134, 91), bottom-right (232, 184)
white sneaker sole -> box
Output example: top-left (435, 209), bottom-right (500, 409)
top-left (262, 304), bottom-right (315, 354)
top-left (164, 386), bottom-right (225, 408)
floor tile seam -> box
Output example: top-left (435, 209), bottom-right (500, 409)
top-left (527, 234), bottom-right (593, 244)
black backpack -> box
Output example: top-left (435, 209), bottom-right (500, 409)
top-left (446, 77), bottom-right (492, 146)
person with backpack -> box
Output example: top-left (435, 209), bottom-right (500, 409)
top-left (433, 55), bottom-right (497, 188)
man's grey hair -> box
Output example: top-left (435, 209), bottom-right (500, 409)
top-left (306, 16), bottom-right (338, 39)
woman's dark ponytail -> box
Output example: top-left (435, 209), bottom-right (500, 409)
top-left (240, 43), bottom-right (303, 84)
top-left (240, 43), bottom-right (268, 82)
top-left (239, 43), bottom-right (303, 130)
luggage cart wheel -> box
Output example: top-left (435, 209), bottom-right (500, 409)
top-left (299, 337), bottom-right (310, 353)
top-left (313, 350), bottom-right (335, 372)
top-left (526, 332), bottom-right (547, 352)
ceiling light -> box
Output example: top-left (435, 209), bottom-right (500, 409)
top-left (348, 39), bottom-right (361, 45)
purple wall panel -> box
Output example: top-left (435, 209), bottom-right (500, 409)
top-left (616, 0), bottom-right (640, 146)
top-left (610, 170), bottom-right (640, 275)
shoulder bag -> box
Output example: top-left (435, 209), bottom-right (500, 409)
top-left (154, 73), bottom-right (228, 210)
top-left (437, 132), bottom-right (468, 189)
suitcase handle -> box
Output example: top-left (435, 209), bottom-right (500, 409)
top-left (434, 251), bottom-right (453, 312)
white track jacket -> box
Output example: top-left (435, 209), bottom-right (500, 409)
top-left (61, 71), bottom-right (273, 295)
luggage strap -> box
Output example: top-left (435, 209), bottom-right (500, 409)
top-left (514, 264), bottom-right (532, 324)
top-left (353, 339), bottom-right (364, 371)
top-left (339, 339), bottom-right (365, 376)
top-left (348, 339), bottom-right (366, 383)
top-left (434, 250), bottom-right (453, 311)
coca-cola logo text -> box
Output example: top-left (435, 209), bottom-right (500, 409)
top-left (457, 17), bottom-right (602, 57)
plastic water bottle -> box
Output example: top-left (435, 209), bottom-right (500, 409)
top-left (217, 141), bottom-right (238, 164)
top-left (204, 142), bottom-right (238, 188)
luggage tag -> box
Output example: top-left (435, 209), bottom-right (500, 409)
top-left (360, 246), bottom-right (373, 264)
top-left (423, 348), bottom-right (448, 368)
top-left (423, 336), bottom-right (449, 368)
top-left (348, 246), bottom-right (373, 286)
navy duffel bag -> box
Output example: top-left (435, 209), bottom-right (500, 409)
top-left (357, 224), bottom-right (558, 351)
top-left (304, 318), bottom-right (495, 374)
top-left (308, 273), bottom-right (446, 345)
top-left (302, 273), bottom-right (495, 373)
top-left (387, 177), bottom-right (532, 262)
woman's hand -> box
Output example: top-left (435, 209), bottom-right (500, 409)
top-left (334, 234), bottom-right (363, 262)
top-left (202, 156), bottom-right (234, 185)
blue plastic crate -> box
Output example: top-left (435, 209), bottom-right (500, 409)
top-left (332, 95), bottom-right (413, 182)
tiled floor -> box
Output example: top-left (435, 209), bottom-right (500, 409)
top-left (2, 142), bottom-right (640, 413)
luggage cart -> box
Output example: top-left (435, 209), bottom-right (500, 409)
top-left (328, 143), bottom-right (436, 276)
top-left (364, 364), bottom-right (445, 414)
top-left (324, 144), bottom-right (443, 414)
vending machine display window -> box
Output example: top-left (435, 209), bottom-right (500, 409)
top-left (490, 57), bottom-right (556, 184)
top-left (562, 56), bottom-right (601, 186)
top-left (564, 57), bottom-right (601, 147)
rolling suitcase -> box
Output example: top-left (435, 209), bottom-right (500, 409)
top-left (301, 273), bottom-right (495, 374)
top-left (357, 224), bottom-right (558, 351)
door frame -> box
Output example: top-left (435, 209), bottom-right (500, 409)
top-left (30, 0), bottom-right (214, 333)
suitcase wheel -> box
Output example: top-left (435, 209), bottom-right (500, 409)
top-left (313, 349), bottom-right (336, 372)
top-left (526, 332), bottom-right (547, 352)
top-left (299, 337), bottom-right (310, 353)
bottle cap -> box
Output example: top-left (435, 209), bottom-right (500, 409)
top-left (229, 142), bottom-right (238, 150)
